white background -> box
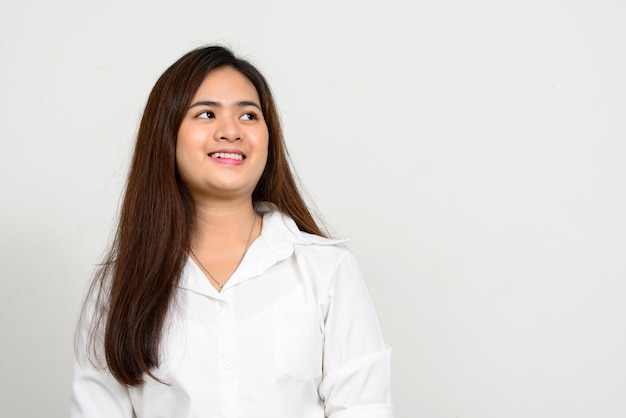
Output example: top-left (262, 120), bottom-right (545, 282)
top-left (1, 0), bottom-right (625, 417)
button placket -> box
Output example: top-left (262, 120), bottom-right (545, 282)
top-left (215, 296), bottom-right (237, 417)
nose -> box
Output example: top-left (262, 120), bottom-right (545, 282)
top-left (214, 117), bottom-right (241, 142)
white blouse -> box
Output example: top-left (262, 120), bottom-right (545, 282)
top-left (70, 208), bottom-right (393, 418)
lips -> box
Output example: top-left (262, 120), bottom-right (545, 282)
top-left (209, 152), bottom-right (245, 160)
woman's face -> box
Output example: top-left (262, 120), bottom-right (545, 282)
top-left (176, 67), bottom-right (269, 203)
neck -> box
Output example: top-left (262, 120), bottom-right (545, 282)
top-left (191, 198), bottom-right (258, 250)
top-left (189, 198), bottom-right (260, 291)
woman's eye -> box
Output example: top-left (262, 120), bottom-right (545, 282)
top-left (198, 111), bottom-right (214, 119)
top-left (241, 112), bottom-right (257, 121)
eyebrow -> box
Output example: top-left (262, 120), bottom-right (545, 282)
top-left (188, 100), bottom-right (262, 110)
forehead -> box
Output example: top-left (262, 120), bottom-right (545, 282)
top-left (192, 67), bottom-right (260, 101)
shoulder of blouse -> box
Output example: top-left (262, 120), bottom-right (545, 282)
top-left (256, 201), bottom-right (349, 249)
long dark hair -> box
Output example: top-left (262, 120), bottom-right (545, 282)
top-left (80, 45), bottom-right (324, 386)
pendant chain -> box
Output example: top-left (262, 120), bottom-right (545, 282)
top-left (189, 211), bottom-right (257, 290)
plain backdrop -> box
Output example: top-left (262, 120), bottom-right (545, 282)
top-left (1, 1), bottom-right (625, 417)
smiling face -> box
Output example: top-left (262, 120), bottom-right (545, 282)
top-left (176, 66), bottom-right (269, 204)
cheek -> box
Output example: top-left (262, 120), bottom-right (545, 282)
top-left (174, 147), bottom-right (183, 175)
top-left (174, 137), bottom-right (184, 168)
top-left (174, 137), bottom-right (195, 183)
top-left (258, 135), bottom-right (270, 170)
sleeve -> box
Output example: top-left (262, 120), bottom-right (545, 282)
top-left (70, 357), bottom-right (134, 418)
top-left (318, 251), bottom-right (394, 418)
top-left (70, 298), bottom-right (134, 418)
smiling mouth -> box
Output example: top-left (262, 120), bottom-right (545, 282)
top-left (209, 152), bottom-right (245, 160)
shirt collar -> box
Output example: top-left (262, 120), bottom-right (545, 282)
top-left (179, 204), bottom-right (346, 298)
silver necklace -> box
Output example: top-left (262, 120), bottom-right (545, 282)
top-left (189, 211), bottom-right (257, 291)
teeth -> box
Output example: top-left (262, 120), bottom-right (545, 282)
top-left (210, 152), bottom-right (244, 160)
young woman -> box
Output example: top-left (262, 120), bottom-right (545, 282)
top-left (71, 45), bottom-right (393, 418)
